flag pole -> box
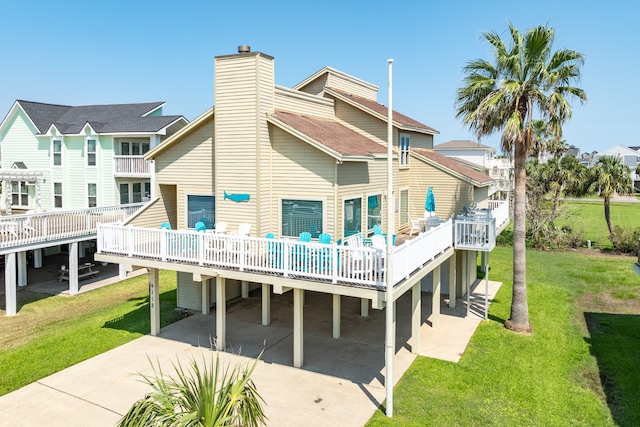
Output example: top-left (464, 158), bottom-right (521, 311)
top-left (385, 58), bottom-right (394, 418)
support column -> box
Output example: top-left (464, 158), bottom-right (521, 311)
top-left (360, 298), bottom-right (369, 317)
top-left (432, 265), bottom-right (441, 329)
top-left (216, 277), bottom-right (226, 351)
top-left (461, 251), bottom-right (467, 298)
top-left (201, 279), bottom-right (211, 314)
top-left (262, 284), bottom-right (270, 326)
top-left (149, 268), bottom-right (160, 336)
top-left (241, 280), bottom-right (249, 298)
top-left (5, 253), bottom-right (17, 316)
top-left (448, 254), bottom-right (456, 308)
top-left (466, 251), bottom-right (472, 316)
top-left (119, 263), bottom-right (127, 279)
top-left (17, 251), bottom-right (27, 287)
top-left (332, 294), bottom-right (341, 339)
top-left (293, 288), bottom-right (304, 368)
top-left (33, 248), bottom-right (42, 269)
top-left (68, 242), bottom-right (79, 295)
top-left (411, 282), bottom-right (421, 354)
top-left (79, 242), bottom-right (86, 259)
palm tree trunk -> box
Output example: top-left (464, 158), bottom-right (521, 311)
top-left (505, 142), bottom-right (532, 333)
top-left (604, 197), bottom-right (614, 235)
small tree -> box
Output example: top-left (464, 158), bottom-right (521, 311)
top-left (589, 156), bottom-right (632, 236)
top-left (118, 352), bottom-right (267, 427)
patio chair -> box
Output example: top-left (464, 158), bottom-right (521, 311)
top-left (194, 221), bottom-right (206, 232)
top-left (212, 221), bottom-right (227, 234)
top-left (237, 223), bottom-right (251, 236)
top-left (408, 213), bottom-right (422, 236)
top-left (21, 210), bottom-right (37, 234)
top-left (373, 224), bottom-right (384, 236)
top-left (161, 222), bottom-right (171, 230)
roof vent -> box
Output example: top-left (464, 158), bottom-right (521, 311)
top-left (238, 45), bottom-right (251, 54)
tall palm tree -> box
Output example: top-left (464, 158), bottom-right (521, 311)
top-left (456, 23), bottom-right (587, 333)
top-left (118, 353), bottom-right (267, 427)
top-left (589, 156), bottom-right (632, 235)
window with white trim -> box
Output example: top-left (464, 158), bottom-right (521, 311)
top-left (366, 194), bottom-right (382, 231)
top-left (121, 141), bottom-right (150, 155)
top-left (87, 139), bottom-right (97, 166)
top-left (399, 134), bottom-right (410, 167)
top-left (343, 196), bottom-right (362, 237)
top-left (11, 181), bottom-right (29, 207)
top-left (52, 139), bottom-right (62, 166)
top-left (54, 182), bottom-right (63, 208)
top-left (399, 189), bottom-right (409, 226)
top-left (187, 195), bottom-right (215, 229)
top-left (87, 183), bottom-right (97, 207)
top-left (282, 199), bottom-right (323, 238)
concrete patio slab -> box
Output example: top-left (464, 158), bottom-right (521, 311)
top-left (0, 279), bottom-right (501, 426)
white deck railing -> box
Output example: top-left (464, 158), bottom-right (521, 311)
top-left (96, 219), bottom-right (454, 289)
top-left (113, 155), bottom-right (151, 177)
top-left (488, 199), bottom-right (509, 230)
top-left (0, 203), bottom-right (144, 250)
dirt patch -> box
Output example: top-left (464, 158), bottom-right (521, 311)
top-left (578, 291), bottom-right (640, 315)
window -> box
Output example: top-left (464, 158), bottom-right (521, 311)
top-left (187, 195), bottom-right (215, 229)
top-left (119, 181), bottom-right (151, 204)
top-left (121, 141), bottom-right (150, 155)
top-left (11, 181), bottom-right (29, 207)
top-left (87, 183), bottom-right (97, 207)
top-left (282, 199), bottom-right (323, 238)
top-left (87, 139), bottom-right (97, 166)
top-left (399, 189), bottom-right (409, 225)
top-left (54, 182), bottom-right (63, 208)
top-left (343, 197), bottom-right (362, 237)
top-left (399, 134), bottom-right (410, 167)
top-left (52, 139), bottom-right (62, 166)
top-left (367, 194), bottom-right (382, 231)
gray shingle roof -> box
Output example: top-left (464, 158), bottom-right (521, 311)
top-left (17, 100), bottom-right (183, 134)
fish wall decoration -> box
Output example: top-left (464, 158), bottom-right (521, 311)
top-left (223, 191), bottom-right (250, 203)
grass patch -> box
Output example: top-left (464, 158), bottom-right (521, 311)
top-left (367, 247), bottom-right (640, 426)
top-left (0, 270), bottom-right (180, 396)
top-left (559, 200), bottom-right (640, 249)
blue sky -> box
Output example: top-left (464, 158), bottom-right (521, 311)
top-left (1, 0), bottom-right (637, 154)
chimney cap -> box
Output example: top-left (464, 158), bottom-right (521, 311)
top-left (238, 45), bottom-right (250, 53)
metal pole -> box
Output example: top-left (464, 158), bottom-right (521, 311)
top-left (485, 252), bottom-right (489, 320)
top-left (385, 58), bottom-right (394, 418)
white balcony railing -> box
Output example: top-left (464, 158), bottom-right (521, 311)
top-left (113, 155), bottom-right (151, 177)
top-left (488, 199), bottom-right (510, 231)
top-left (0, 203), bottom-right (145, 251)
top-left (96, 219), bottom-right (454, 289)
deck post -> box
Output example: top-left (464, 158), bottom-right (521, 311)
top-left (17, 251), bottom-right (27, 287)
top-left (68, 241), bottom-right (79, 295)
top-left (216, 277), bottom-right (226, 351)
top-left (261, 284), bottom-right (270, 325)
top-left (333, 294), bottom-right (341, 339)
top-left (448, 254), bottom-right (456, 308)
top-left (360, 298), bottom-right (369, 317)
top-left (432, 265), bottom-right (441, 329)
top-left (293, 288), bottom-right (304, 368)
top-left (241, 280), bottom-right (249, 298)
top-left (149, 268), bottom-right (160, 336)
top-left (5, 253), bottom-right (17, 316)
top-left (201, 279), bottom-right (211, 314)
top-left (33, 248), bottom-right (42, 269)
top-left (119, 263), bottom-right (127, 279)
top-left (411, 282), bottom-right (421, 354)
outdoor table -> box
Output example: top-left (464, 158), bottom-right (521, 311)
top-left (58, 263), bottom-right (100, 282)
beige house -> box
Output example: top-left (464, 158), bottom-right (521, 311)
top-left (95, 48), bottom-right (505, 378)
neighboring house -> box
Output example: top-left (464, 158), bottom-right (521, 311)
top-left (593, 144), bottom-right (640, 191)
top-left (0, 100), bottom-right (188, 213)
top-left (433, 139), bottom-right (495, 168)
top-left (434, 139), bottom-right (512, 198)
top-left (94, 47), bottom-right (505, 374)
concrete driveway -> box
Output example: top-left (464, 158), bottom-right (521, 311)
top-left (0, 280), bottom-right (501, 426)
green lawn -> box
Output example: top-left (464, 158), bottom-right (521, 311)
top-left (0, 270), bottom-right (179, 396)
top-left (558, 200), bottom-right (640, 249)
top-left (367, 247), bottom-right (640, 426)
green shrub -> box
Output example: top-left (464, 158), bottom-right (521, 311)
top-left (611, 226), bottom-right (640, 254)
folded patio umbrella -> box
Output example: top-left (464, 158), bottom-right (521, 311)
top-left (425, 187), bottom-right (436, 216)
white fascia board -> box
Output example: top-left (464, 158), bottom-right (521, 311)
top-left (44, 123), bottom-right (62, 137)
top-left (412, 151), bottom-right (492, 188)
top-left (141, 102), bottom-right (166, 117)
top-left (275, 85), bottom-right (334, 106)
top-left (292, 66), bottom-right (378, 93)
top-left (79, 122), bottom-right (97, 136)
top-left (0, 101), bottom-right (35, 137)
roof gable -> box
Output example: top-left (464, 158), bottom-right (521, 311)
top-left (325, 88), bottom-right (438, 135)
top-left (413, 148), bottom-right (493, 187)
top-left (597, 144), bottom-right (640, 157)
top-left (268, 111), bottom-right (387, 159)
